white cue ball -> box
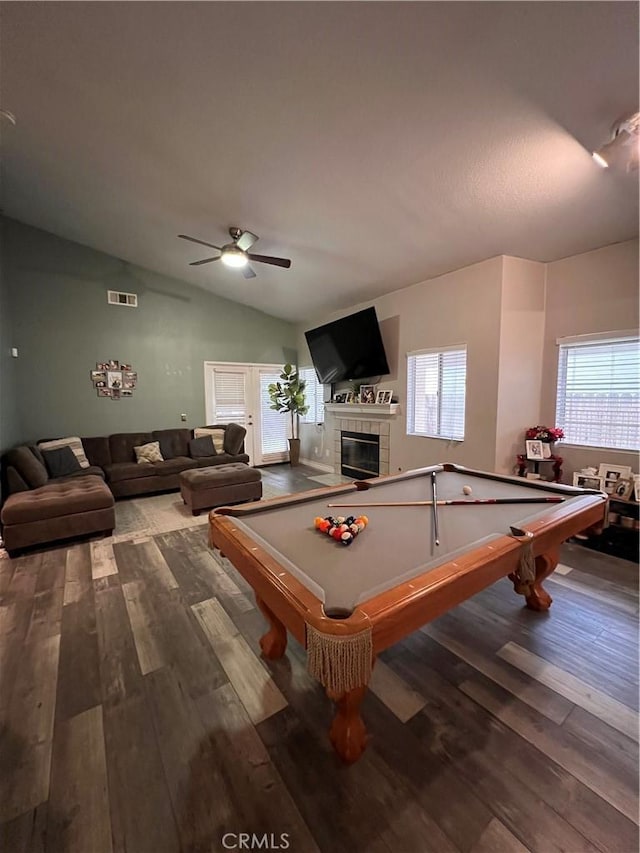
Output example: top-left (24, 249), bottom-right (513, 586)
top-left (462, 485), bottom-right (473, 495)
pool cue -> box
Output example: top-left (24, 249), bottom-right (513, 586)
top-left (431, 470), bottom-right (440, 546)
top-left (327, 496), bottom-right (566, 507)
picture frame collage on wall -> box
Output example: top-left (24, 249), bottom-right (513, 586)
top-left (91, 360), bottom-right (137, 399)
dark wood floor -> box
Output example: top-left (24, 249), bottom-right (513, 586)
top-left (0, 464), bottom-right (638, 853)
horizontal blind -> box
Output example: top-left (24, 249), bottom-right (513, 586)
top-left (299, 367), bottom-right (325, 424)
top-left (259, 370), bottom-right (288, 462)
top-left (556, 336), bottom-right (640, 451)
top-left (212, 370), bottom-right (246, 425)
top-left (407, 346), bottom-right (466, 440)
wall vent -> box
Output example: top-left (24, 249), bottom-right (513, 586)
top-left (107, 290), bottom-right (138, 307)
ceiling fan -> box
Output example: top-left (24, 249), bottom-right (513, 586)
top-left (178, 227), bottom-right (292, 279)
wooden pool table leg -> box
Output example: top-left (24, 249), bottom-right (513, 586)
top-left (525, 548), bottom-right (559, 611)
top-left (256, 596), bottom-right (288, 659)
top-left (326, 684), bottom-right (369, 764)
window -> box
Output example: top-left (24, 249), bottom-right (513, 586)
top-left (407, 346), bottom-right (467, 440)
top-left (556, 333), bottom-right (640, 451)
top-left (299, 367), bottom-right (325, 424)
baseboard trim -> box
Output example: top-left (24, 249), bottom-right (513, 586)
top-left (299, 458), bottom-right (334, 473)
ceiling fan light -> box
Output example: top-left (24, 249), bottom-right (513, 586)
top-left (592, 149), bottom-right (609, 168)
top-left (221, 247), bottom-right (248, 268)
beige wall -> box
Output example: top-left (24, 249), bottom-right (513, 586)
top-left (299, 238), bottom-right (638, 481)
top-left (297, 256), bottom-right (504, 473)
top-left (541, 238), bottom-right (639, 480)
top-left (495, 257), bottom-right (546, 474)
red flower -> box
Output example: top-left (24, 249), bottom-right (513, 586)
top-left (526, 425), bottom-right (564, 442)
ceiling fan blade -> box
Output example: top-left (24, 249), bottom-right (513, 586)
top-left (242, 265), bottom-right (257, 279)
top-left (189, 256), bottom-right (220, 266)
top-left (178, 234), bottom-right (222, 251)
top-left (236, 230), bottom-right (258, 252)
top-left (247, 253), bottom-right (291, 269)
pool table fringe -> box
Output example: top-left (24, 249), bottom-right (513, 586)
top-left (306, 623), bottom-right (373, 693)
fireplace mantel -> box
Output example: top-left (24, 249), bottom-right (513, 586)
top-left (324, 403), bottom-right (400, 418)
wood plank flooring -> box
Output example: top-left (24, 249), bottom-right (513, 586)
top-left (0, 463), bottom-right (638, 853)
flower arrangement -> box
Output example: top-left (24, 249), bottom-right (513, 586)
top-left (525, 425), bottom-right (564, 442)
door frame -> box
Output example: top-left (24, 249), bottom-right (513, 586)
top-left (203, 361), bottom-right (289, 466)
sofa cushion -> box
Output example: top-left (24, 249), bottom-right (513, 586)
top-left (56, 466), bottom-right (106, 483)
top-left (152, 429), bottom-right (191, 460)
top-left (134, 441), bottom-right (164, 464)
top-left (6, 447), bottom-right (49, 489)
top-left (194, 452), bottom-right (250, 467)
top-left (104, 462), bottom-right (158, 484)
top-left (223, 423), bottom-right (247, 456)
top-left (41, 446), bottom-right (82, 478)
top-left (6, 467), bottom-right (30, 494)
top-left (38, 436), bottom-right (90, 468)
top-left (1, 475), bottom-right (113, 524)
top-left (151, 457), bottom-right (197, 476)
top-left (189, 436), bottom-right (216, 458)
top-left (194, 427), bottom-right (225, 453)
top-left (81, 436), bottom-right (111, 469)
top-left (109, 433), bottom-right (154, 463)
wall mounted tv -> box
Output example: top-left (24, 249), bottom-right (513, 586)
top-left (304, 307), bottom-right (390, 384)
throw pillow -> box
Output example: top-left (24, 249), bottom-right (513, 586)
top-left (189, 435), bottom-right (216, 458)
top-left (223, 423), bottom-right (246, 456)
top-left (157, 435), bottom-right (175, 460)
top-left (38, 436), bottom-right (90, 468)
top-left (7, 446), bottom-right (49, 488)
top-left (134, 441), bottom-right (164, 464)
top-left (41, 446), bottom-right (83, 478)
top-left (194, 427), bottom-right (225, 453)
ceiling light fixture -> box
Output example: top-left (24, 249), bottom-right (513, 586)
top-left (220, 246), bottom-right (248, 268)
top-left (592, 111), bottom-right (639, 171)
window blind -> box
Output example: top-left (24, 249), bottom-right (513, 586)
top-left (212, 370), bottom-right (247, 425)
top-left (259, 370), bottom-right (288, 462)
top-left (407, 346), bottom-right (467, 440)
top-left (556, 335), bottom-right (640, 451)
top-left (299, 367), bottom-right (325, 424)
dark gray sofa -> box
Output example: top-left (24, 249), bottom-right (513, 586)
top-left (1, 423), bottom-right (249, 554)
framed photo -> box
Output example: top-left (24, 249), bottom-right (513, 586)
top-left (107, 359), bottom-right (120, 370)
top-left (97, 388), bottom-right (112, 398)
top-left (360, 385), bottom-right (376, 404)
top-left (598, 463), bottom-right (633, 494)
top-left (344, 391), bottom-right (354, 403)
top-left (112, 388), bottom-right (121, 400)
top-left (333, 393), bottom-right (347, 403)
top-left (572, 473), bottom-right (605, 491)
top-left (123, 371), bottom-right (137, 382)
top-left (525, 440), bottom-right (544, 460)
top-left (612, 478), bottom-right (634, 500)
top-left (123, 380), bottom-right (136, 390)
top-left (107, 370), bottom-right (123, 390)
top-left (121, 389), bottom-right (133, 397)
top-left (120, 363), bottom-right (132, 371)
top-left (91, 370), bottom-right (107, 383)
top-left (633, 475), bottom-right (640, 502)
top-left (375, 389), bottom-right (392, 405)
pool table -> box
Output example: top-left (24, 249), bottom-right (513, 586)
top-left (208, 463), bottom-right (606, 763)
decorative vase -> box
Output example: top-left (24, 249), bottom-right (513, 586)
top-left (288, 438), bottom-right (301, 466)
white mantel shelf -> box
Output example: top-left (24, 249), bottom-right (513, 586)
top-left (324, 403), bottom-right (400, 417)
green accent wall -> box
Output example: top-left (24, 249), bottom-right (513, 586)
top-left (3, 218), bottom-right (297, 443)
top-left (0, 219), bottom-right (21, 454)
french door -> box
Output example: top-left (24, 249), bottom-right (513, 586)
top-left (203, 362), bottom-right (289, 466)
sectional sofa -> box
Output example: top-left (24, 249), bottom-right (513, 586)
top-left (1, 423), bottom-right (249, 554)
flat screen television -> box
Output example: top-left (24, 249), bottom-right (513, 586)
top-left (304, 307), bottom-right (390, 384)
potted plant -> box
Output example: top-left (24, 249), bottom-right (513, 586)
top-left (268, 364), bottom-right (309, 465)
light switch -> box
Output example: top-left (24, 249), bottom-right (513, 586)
top-left (11, 347), bottom-right (18, 358)
top-left (181, 413), bottom-right (187, 422)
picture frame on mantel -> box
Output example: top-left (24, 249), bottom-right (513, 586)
top-left (375, 389), bottom-right (392, 405)
top-left (360, 385), bottom-right (377, 404)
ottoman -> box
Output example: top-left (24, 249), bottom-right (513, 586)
top-left (180, 463), bottom-right (262, 515)
top-left (1, 474), bottom-right (115, 555)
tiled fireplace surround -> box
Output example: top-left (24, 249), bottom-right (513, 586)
top-left (328, 414), bottom-right (391, 476)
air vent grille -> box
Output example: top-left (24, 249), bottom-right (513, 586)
top-left (107, 290), bottom-right (138, 307)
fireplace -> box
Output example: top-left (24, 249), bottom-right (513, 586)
top-left (341, 430), bottom-right (380, 479)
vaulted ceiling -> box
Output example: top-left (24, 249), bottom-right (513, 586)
top-left (1, 2), bottom-right (637, 322)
